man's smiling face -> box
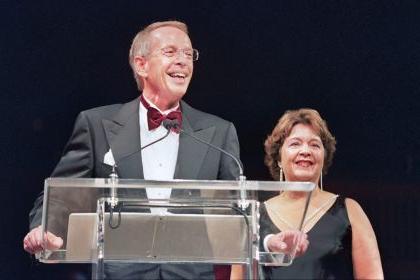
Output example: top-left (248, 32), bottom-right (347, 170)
top-left (140, 26), bottom-right (194, 105)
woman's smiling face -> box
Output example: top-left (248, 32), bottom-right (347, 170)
top-left (280, 123), bottom-right (325, 184)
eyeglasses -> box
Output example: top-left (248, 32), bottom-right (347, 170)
top-left (155, 47), bottom-right (199, 61)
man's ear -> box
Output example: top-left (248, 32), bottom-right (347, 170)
top-left (133, 56), bottom-right (148, 78)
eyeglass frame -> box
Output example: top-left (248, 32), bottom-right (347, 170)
top-left (148, 46), bottom-right (199, 62)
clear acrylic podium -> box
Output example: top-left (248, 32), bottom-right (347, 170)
top-left (38, 177), bottom-right (314, 279)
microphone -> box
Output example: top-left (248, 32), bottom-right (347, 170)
top-left (110, 119), bottom-right (175, 227)
top-left (162, 119), bottom-right (180, 132)
top-left (163, 119), bottom-right (245, 180)
top-left (163, 118), bottom-right (248, 209)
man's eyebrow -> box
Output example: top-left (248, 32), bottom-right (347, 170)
top-left (162, 45), bottom-right (176, 49)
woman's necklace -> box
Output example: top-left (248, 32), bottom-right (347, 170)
top-left (267, 192), bottom-right (338, 231)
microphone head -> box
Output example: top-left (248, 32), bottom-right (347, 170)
top-left (162, 119), bottom-right (172, 130)
top-left (162, 119), bottom-right (180, 130)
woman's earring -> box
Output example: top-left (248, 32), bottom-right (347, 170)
top-left (320, 171), bottom-right (323, 191)
top-left (278, 164), bottom-right (284, 182)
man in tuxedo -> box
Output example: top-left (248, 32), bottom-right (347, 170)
top-left (23, 20), bottom-right (240, 279)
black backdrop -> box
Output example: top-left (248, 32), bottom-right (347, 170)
top-left (2, 1), bottom-right (420, 279)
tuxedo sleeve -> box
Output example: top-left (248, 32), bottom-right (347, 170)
top-left (29, 111), bottom-right (94, 230)
top-left (217, 122), bottom-right (241, 180)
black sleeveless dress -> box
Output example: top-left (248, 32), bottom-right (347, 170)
top-left (260, 196), bottom-right (354, 279)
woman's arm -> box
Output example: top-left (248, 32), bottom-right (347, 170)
top-left (346, 198), bottom-right (384, 279)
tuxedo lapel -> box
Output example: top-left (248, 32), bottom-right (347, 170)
top-left (102, 98), bottom-right (144, 179)
top-left (174, 104), bottom-right (215, 180)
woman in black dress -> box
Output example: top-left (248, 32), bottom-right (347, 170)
top-left (232, 108), bottom-right (383, 279)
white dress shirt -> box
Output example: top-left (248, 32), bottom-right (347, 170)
top-left (139, 96), bottom-right (180, 214)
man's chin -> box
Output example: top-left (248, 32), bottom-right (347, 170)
top-left (168, 87), bottom-right (188, 99)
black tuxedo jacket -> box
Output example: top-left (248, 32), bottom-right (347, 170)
top-left (29, 97), bottom-right (241, 230)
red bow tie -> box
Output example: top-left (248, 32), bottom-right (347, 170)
top-left (140, 95), bottom-right (182, 133)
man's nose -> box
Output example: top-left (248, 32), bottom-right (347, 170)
top-left (174, 56), bottom-right (188, 66)
top-left (173, 50), bottom-right (190, 64)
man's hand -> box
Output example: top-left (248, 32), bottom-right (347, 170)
top-left (267, 230), bottom-right (309, 257)
top-left (23, 225), bottom-right (63, 254)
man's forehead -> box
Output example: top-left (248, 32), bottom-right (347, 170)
top-left (149, 26), bottom-right (191, 47)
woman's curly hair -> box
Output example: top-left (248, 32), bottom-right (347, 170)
top-left (264, 108), bottom-right (336, 180)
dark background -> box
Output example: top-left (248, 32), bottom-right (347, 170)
top-left (2, 0), bottom-right (420, 279)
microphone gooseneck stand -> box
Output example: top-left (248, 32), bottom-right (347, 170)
top-left (104, 119), bottom-right (255, 279)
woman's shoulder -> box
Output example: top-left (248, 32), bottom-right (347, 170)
top-left (321, 191), bottom-right (363, 212)
top-left (343, 197), bottom-right (368, 225)
top-left (344, 197), bottom-right (361, 208)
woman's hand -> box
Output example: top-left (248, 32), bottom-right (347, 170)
top-left (267, 230), bottom-right (309, 257)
